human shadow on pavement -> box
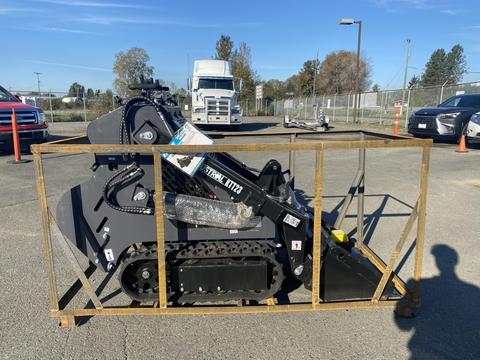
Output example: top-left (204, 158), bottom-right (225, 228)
top-left (395, 244), bottom-right (480, 360)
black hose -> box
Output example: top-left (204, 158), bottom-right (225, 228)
top-left (102, 162), bottom-right (153, 215)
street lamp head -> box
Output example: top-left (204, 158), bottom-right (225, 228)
top-left (339, 18), bottom-right (355, 25)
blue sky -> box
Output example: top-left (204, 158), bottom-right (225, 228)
top-left (1, 0), bottom-right (480, 93)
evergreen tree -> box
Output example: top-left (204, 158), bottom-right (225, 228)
top-left (421, 49), bottom-right (447, 86)
top-left (215, 34), bottom-right (234, 61)
top-left (298, 59), bottom-right (320, 96)
top-left (372, 84), bottom-right (380, 92)
top-left (408, 75), bottom-right (420, 89)
top-left (68, 82), bottom-right (85, 97)
top-left (420, 45), bottom-right (466, 87)
top-left (445, 44), bottom-right (466, 84)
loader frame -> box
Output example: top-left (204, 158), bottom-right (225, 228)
top-left (31, 130), bottom-right (431, 328)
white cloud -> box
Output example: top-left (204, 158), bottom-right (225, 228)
top-left (32, 0), bottom-right (149, 9)
top-left (76, 15), bottom-right (262, 28)
top-left (40, 26), bottom-right (101, 35)
top-left (441, 9), bottom-right (458, 15)
top-left (24, 59), bottom-right (111, 72)
top-left (0, 7), bottom-right (43, 15)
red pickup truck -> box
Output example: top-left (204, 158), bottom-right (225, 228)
top-left (0, 85), bottom-right (49, 148)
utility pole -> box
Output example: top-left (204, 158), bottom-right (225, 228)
top-left (400, 39), bottom-right (411, 116)
top-left (34, 72), bottom-right (42, 94)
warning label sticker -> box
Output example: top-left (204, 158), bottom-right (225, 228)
top-left (291, 240), bottom-right (302, 251)
top-left (283, 213), bottom-right (301, 228)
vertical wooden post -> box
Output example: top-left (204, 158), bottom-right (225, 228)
top-left (288, 133), bottom-right (296, 179)
top-left (413, 145), bottom-right (430, 307)
top-left (311, 147), bottom-right (324, 305)
top-left (357, 134), bottom-right (366, 245)
top-left (153, 152), bottom-right (168, 308)
top-left (33, 151), bottom-right (59, 311)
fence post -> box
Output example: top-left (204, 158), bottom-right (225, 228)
top-left (48, 89), bottom-right (54, 123)
top-left (360, 94), bottom-right (364, 124)
top-left (333, 93), bottom-right (337, 122)
top-left (346, 93), bottom-right (350, 123)
top-left (304, 97), bottom-right (307, 119)
top-left (83, 93), bottom-right (87, 122)
top-left (405, 88), bottom-right (411, 128)
top-left (378, 91), bottom-right (384, 124)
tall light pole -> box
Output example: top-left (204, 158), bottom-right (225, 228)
top-left (339, 18), bottom-right (362, 123)
top-left (400, 39), bottom-right (411, 115)
top-left (34, 72), bottom-right (42, 94)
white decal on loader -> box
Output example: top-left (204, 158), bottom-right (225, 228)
top-left (291, 241), bottom-right (302, 251)
top-left (104, 249), bottom-right (114, 262)
top-left (283, 213), bottom-right (301, 228)
top-left (201, 164), bottom-right (243, 194)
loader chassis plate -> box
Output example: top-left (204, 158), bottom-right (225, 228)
top-left (171, 260), bottom-right (268, 292)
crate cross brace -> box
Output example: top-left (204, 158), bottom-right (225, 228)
top-left (31, 130), bottom-right (431, 328)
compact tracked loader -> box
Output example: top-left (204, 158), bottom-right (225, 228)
top-left (56, 79), bottom-right (396, 304)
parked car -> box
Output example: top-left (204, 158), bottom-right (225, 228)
top-left (0, 85), bottom-right (49, 149)
top-left (466, 112), bottom-right (480, 145)
top-left (408, 93), bottom-right (480, 142)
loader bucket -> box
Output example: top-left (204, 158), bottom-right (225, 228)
top-left (321, 243), bottom-right (397, 301)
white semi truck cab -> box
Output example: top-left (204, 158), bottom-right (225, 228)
top-left (190, 60), bottom-right (242, 127)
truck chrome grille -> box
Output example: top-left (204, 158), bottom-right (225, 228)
top-left (206, 98), bottom-right (230, 116)
top-left (0, 109), bottom-right (38, 125)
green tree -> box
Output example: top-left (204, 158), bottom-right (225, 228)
top-left (421, 49), bottom-right (447, 86)
top-left (113, 47), bottom-right (154, 97)
top-left (284, 75), bottom-right (300, 96)
top-left (408, 75), bottom-right (420, 89)
top-left (263, 79), bottom-right (287, 101)
top-left (68, 82), bottom-right (85, 97)
top-left (298, 59), bottom-right (320, 96)
top-left (92, 89), bottom-right (114, 117)
top-left (316, 51), bottom-right (371, 94)
top-left (421, 45), bottom-right (467, 87)
top-left (231, 42), bottom-right (256, 100)
top-left (215, 34), bottom-right (234, 61)
top-left (372, 83), bottom-right (380, 92)
top-left (86, 88), bottom-right (94, 98)
top-left (445, 44), bottom-right (466, 84)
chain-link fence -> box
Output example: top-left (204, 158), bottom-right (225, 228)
top-left (237, 99), bottom-right (275, 117)
top-left (270, 80), bottom-right (480, 126)
top-left (11, 80), bottom-right (480, 124)
top-left (10, 89), bottom-right (193, 123)
top-left (10, 90), bottom-right (119, 123)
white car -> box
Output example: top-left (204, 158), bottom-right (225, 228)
top-left (466, 112), bottom-right (480, 145)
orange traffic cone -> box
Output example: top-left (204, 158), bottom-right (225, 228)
top-left (455, 134), bottom-right (468, 153)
